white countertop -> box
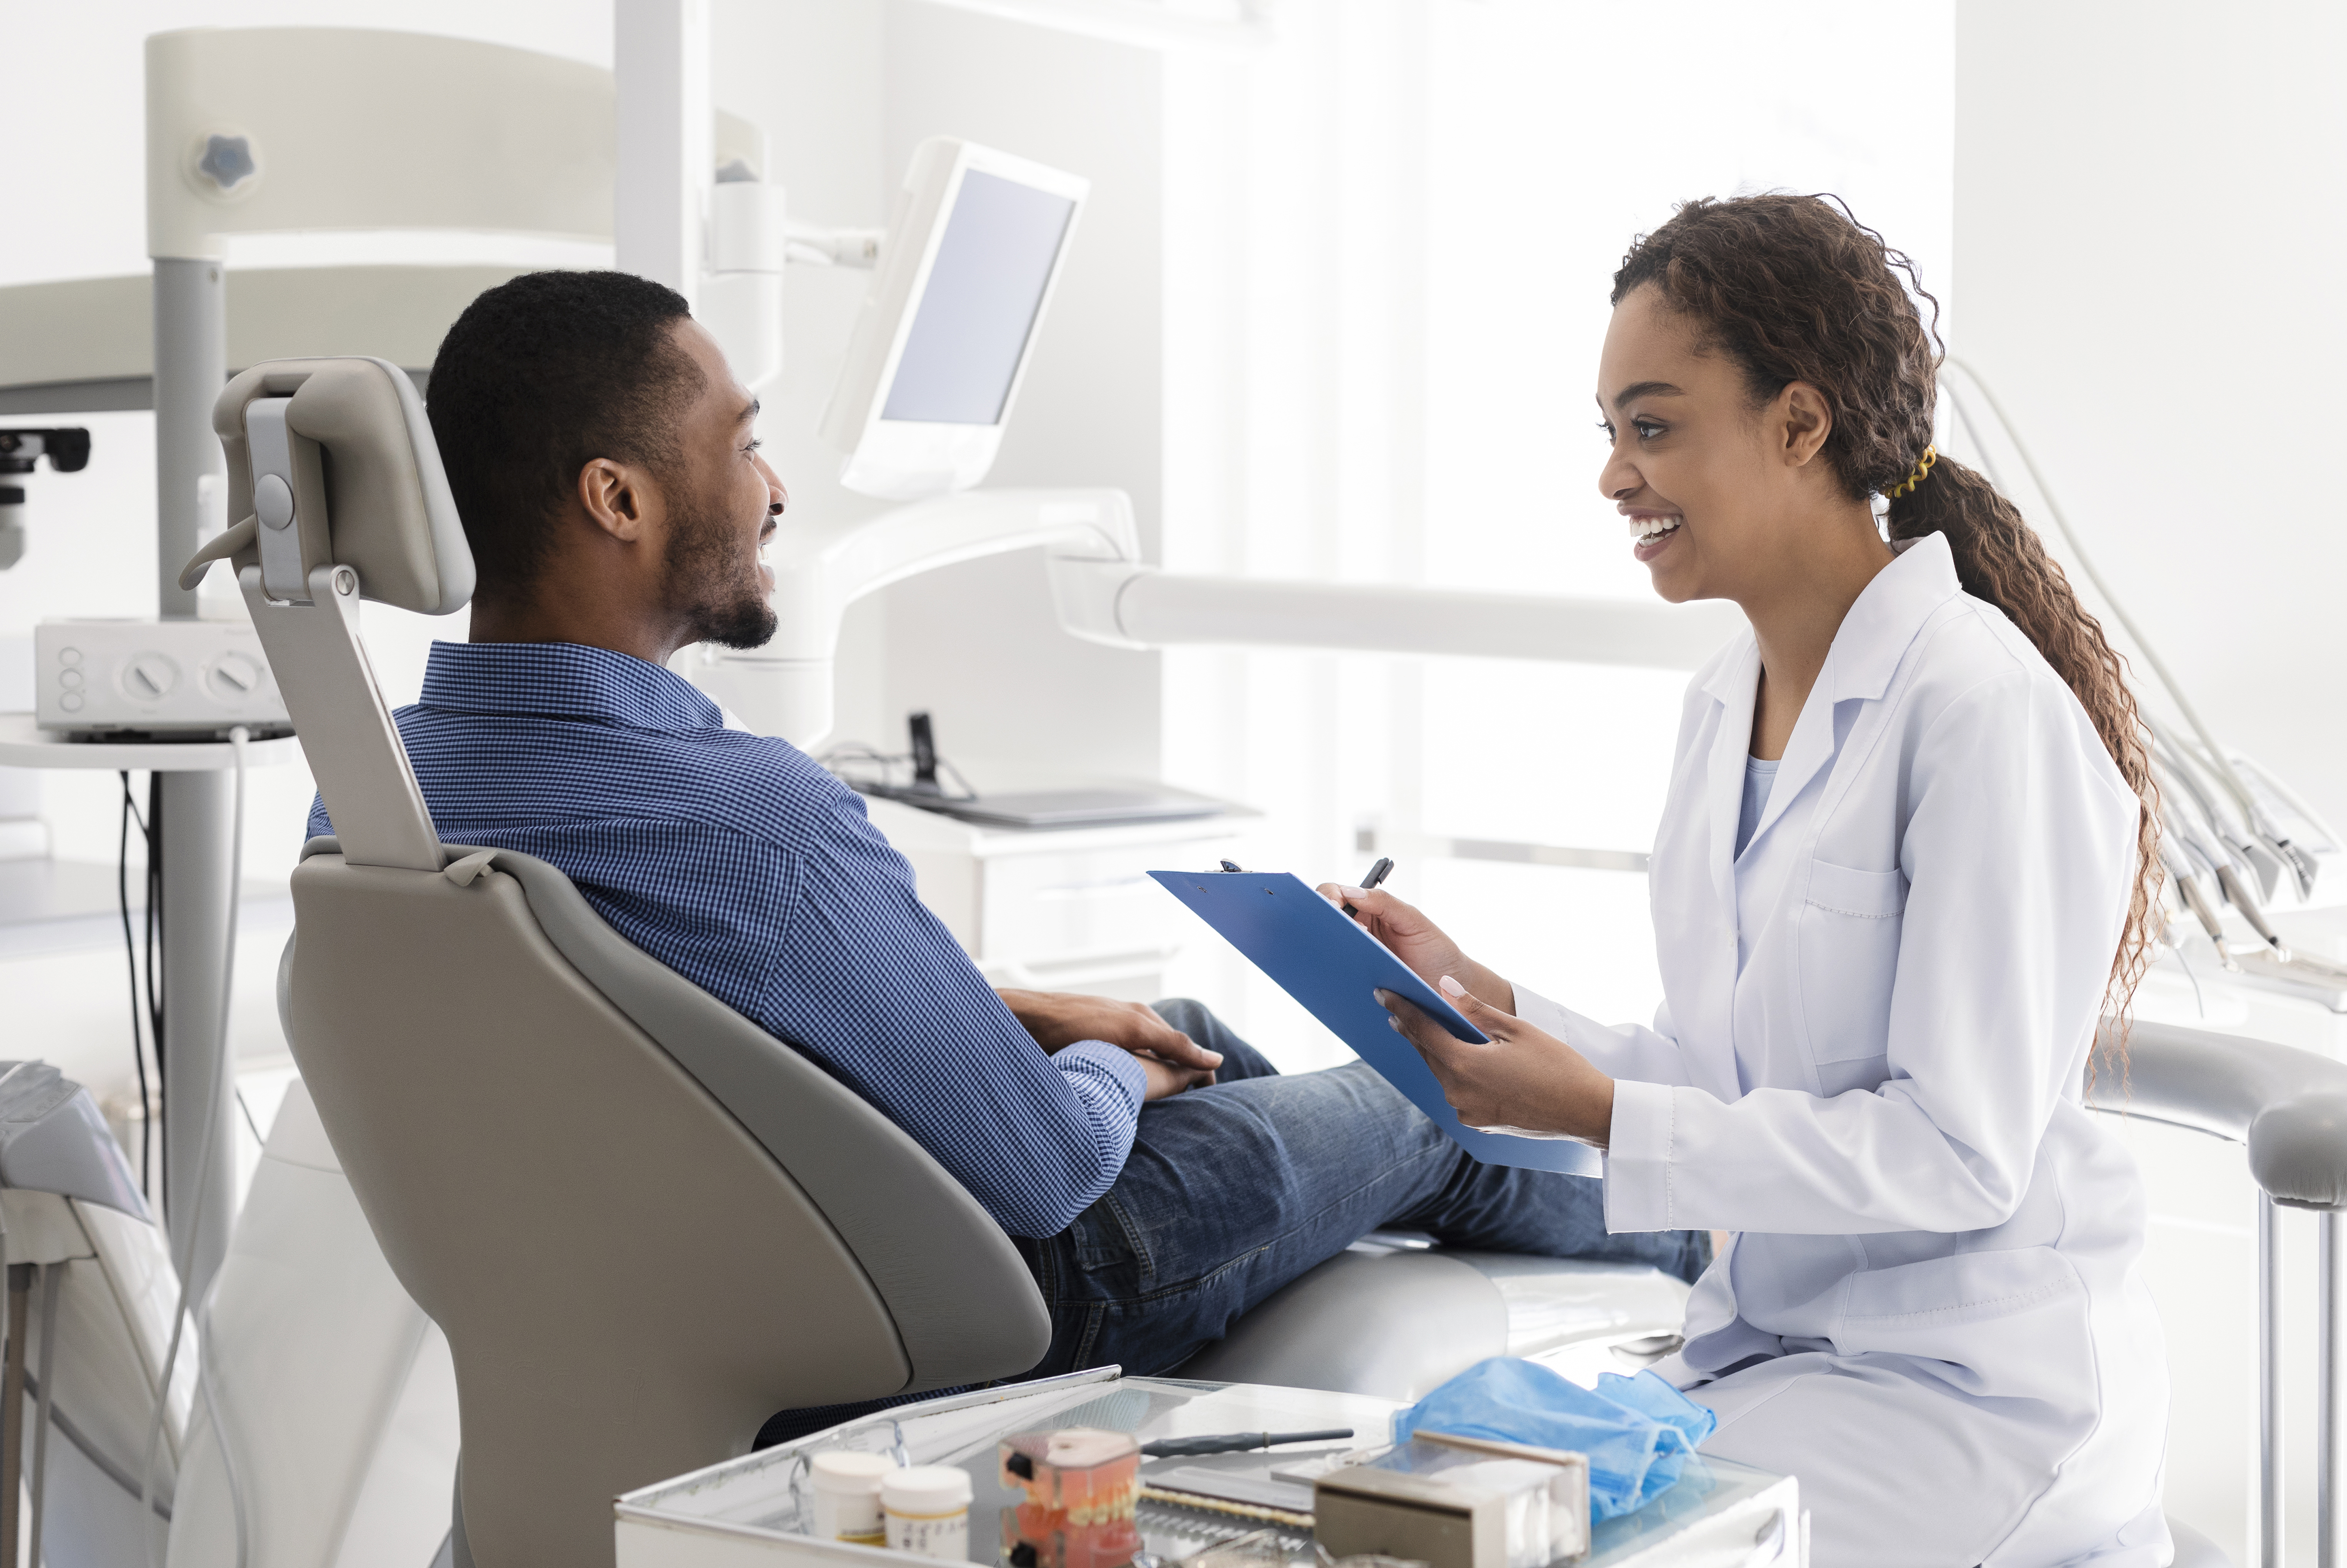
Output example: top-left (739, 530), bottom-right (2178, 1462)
top-left (0, 712), bottom-right (302, 772)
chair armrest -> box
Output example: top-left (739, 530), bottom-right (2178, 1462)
top-left (2091, 1017), bottom-right (2347, 1212)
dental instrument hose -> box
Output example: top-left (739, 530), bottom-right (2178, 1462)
top-left (1941, 363), bottom-right (2316, 890)
top-left (141, 725), bottom-right (251, 1568)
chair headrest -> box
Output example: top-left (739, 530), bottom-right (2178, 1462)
top-left (184, 356), bottom-right (474, 615)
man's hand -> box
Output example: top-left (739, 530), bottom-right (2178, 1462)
top-left (1314, 883), bottom-right (1515, 1014)
top-left (1134, 1053), bottom-right (1214, 1102)
top-left (997, 989), bottom-right (1222, 1101)
top-left (1379, 976), bottom-right (1613, 1145)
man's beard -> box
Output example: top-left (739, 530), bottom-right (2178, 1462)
top-left (663, 483), bottom-right (779, 651)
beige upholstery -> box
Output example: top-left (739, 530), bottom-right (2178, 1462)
top-left (285, 844), bottom-right (1051, 1565)
top-left (189, 355), bottom-right (471, 612)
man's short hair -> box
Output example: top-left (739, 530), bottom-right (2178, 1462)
top-left (427, 270), bottom-right (705, 597)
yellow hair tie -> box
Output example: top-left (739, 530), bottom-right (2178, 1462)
top-left (1888, 445), bottom-right (1937, 500)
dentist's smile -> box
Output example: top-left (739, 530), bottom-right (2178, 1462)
top-left (1626, 510), bottom-right (1682, 563)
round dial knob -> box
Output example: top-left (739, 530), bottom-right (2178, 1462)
top-left (122, 652), bottom-right (179, 701)
top-left (206, 651), bottom-right (264, 701)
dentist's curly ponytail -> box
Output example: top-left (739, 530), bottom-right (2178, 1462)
top-left (1611, 194), bottom-right (2160, 1047)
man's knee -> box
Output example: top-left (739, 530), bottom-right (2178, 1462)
top-left (1150, 997), bottom-right (1217, 1040)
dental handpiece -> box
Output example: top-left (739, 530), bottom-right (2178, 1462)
top-left (2213, 864), bottom-right (2292, 965)
top-left (2160, 840), bottom-right (2239, 972)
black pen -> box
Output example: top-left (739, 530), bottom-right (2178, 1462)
top-left (1140, 1427), bottom-right (1355, 1458)
top-left (1342, 857), bottom-right (1395, 916)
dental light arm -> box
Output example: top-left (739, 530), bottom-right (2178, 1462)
top-left (685, 489), bottom-right (1749, 748)
top-left (682, 490), bottom-right (1143, 744)
top-left (1047, 556), bottom-right (1746, 668)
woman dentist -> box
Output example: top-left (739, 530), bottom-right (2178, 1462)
top-left (1345, 196), bottom-right (2172, 1566)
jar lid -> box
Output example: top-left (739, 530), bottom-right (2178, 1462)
top-left (811, 1451), bottom-right (894, 1487)
top-left (882, 1465), bottom-right (974, 1512)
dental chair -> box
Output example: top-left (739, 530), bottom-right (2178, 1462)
top-left (2085, 1018), bottom-right (2347, 1568)
top-left (187, 357), bottom-right (1054, 1567)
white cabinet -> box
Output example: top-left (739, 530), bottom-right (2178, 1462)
top-left (859, 796), bottom-right (1258, 1002)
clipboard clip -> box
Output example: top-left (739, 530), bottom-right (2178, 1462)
top-left (1219, 859), bottom-right (1245, 872)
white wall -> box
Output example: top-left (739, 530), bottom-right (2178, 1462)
top-left (1954, 0), bottom-right (2347, 831)
top-left (1956, 8), bottom-right (2347, 1560)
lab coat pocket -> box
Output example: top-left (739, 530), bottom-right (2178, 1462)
top-left (1795, 859), bottom-right (1906, 1081)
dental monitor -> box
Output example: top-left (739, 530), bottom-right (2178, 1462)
top-left (820, 138), bottom-right (1088, 501)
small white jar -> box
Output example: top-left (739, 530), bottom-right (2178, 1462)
top-left (810, 1451), bottom-right (894, 1545)
top-left (882, 1465), bottom-right (973, 1560)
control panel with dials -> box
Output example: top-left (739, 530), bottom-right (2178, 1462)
top-left (33, 619), bottom-right (291, 737)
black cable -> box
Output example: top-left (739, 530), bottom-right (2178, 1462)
top-left (144, 772), bottom-right (166, 1213)
top-left (814, 742), bottom-right (981, 802)
top-left (116, 773), bottom-right (153, 1199)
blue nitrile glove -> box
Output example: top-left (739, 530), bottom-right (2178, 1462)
top-left (1390, 1357), bottom-right (1718, 1522)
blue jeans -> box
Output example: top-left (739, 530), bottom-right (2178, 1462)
top-left (1015, 999), bottom-right (1709, 1378)
top-left (754, 999), bottom-right (1706, 1446)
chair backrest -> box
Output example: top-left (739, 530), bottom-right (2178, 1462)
top-left (203, 356), bottom-right (1050, 1565)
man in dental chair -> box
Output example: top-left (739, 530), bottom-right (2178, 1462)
top-left (308, 270), bottom-right (1706, 1440)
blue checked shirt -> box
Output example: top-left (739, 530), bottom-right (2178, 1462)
top-left (307, 640), bottom-right (1146, 1238)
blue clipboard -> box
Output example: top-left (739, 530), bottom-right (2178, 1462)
top-left (1150, 870), bottom-right (1602, 1177)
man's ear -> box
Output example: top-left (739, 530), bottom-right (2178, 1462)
top-left (577, 457), bottom-right (654, 543)
top-left (1776, 381), bottom-right (1834, 469)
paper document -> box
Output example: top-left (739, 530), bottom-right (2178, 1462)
top-left (1149, 870), bottom-right (1602, 1177)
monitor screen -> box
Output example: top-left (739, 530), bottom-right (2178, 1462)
top-left (880, 170), bottom-right (1078, 427)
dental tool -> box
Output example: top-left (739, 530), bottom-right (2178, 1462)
top-left (1940, 363), bottom-right (2323, 901)
top-left (2154, 725), bottom-right (2286, 901)
top-left (2161, 761), bottom-right (2293, 963)
top-left (2160, 835), bottom-right (2239, 972)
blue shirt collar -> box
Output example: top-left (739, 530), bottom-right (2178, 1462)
top-left (417, 640), bottom-right (726, 731)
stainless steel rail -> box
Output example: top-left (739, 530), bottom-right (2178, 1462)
top-left (2092, 1019), bottom-right (2347, 1568)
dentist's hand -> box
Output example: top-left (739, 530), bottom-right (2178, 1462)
top-left (997, 989), bottom-right (1222, 1099)
top-left (1380, 977), bottom-right (1614, 1146)
top-left (1315, 883), bottom-right (1515, 1015)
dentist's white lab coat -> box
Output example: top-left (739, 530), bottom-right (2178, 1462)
top-left (1518, 535), bottom-right (2171, 1567)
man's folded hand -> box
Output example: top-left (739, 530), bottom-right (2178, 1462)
top-left (996, 989), bottom-right (1223, 1099)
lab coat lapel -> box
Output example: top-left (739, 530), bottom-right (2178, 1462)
top-left (1704, 637), bottom-right (1761, 903)
top-left (1738, 534), bottom-right (1966, 859)
top-left (1825, 533), bottom-right (1965, 706)
top-left (1740, 675), bottom-right (1835, 858)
